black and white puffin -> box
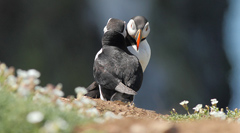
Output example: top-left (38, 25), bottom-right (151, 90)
top-left (93, 18), bottom-right (143, 102)
top-left (126, 16), bottom-right (151, 72)
top-left (86, 16), bottom-right (151, 99)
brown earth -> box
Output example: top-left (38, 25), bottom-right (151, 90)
top-left (64, 97), bottom-right (240, 133)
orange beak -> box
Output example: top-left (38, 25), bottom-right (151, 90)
top-left (135, 29), bottom-right (142, 51)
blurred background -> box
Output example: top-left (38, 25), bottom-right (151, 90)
top-left (0, 0), bottom-right (239, 114)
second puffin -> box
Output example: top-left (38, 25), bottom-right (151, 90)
top-left (93, 18), bottom-right (143, 102)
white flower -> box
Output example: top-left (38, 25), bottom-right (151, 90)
top-left (0, 63), bottom-right (7, 72)
top-left (6, 75), bottom-right (18, 89)
top-left (210, 111), bottom-right (226, 120)
top-left (41, 121), bottom-right (57, 133)
top-left (17, 69), bottom-right (40, 79)
top-left (211, 98), bottom-right (218, 105)
top-left (75, 87), bottom-right (87, 95)
top-left (179, 100), bottom-right (189, 106)
top-left (55, 118), bottom-right (69, 130)
top-left (73, 100), bottom-right (83, 107)
top-left (17, 69), bottom-right (28, 78)
top-left (80, 97), bottom-right (92, 105)
top-left (41, 118), bottom-right (68, 133)
top-left (53, 89), bottom-right (64, 97)
top-left (27, 69), bottom-right (40, 78)
top-left (55, 99), bottom-right (67, 111)
top-left (104, 111), bottom-right (122, 120)
top-left (26, 111), bottom-right (44, 124)
top-left (193, 104), bottom-right (203, 112)
top-left (18, 87), bottom-right (31, 96)
top-left (35, 86), bottom-right (48, 94)
top-left (33, 93), bottom-right (51, 103)
top-left (33, 79), bottom-right (40, 85)
top-left (55, 83), bottom-right (63, 90)
top-left (85, 108), bottom-right (99, 117)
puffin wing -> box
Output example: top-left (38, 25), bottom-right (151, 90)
top-left (93, 47), bottom-right (137, 95)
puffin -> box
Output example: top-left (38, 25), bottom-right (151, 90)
top-left (86, 16), bottom-right (151, 99)
top-left (126, 16), bottom-right (151, 72)
top-left (93, 18), bottom-right (143, 102)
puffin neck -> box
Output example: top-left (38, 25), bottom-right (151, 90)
top-left (102, 31), bottom-right (126, 48)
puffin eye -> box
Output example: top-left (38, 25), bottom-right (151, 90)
top-left (146, 26), bottom-right (148, 31)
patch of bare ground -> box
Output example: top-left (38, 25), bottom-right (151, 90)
top-left (61, 97), bottom-right (240, 133)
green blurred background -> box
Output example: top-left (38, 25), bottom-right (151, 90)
top-left (1, 0), bottom-right (238, 113)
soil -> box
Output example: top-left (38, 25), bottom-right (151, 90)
top-left (69, 97), bottom-right (240, 133)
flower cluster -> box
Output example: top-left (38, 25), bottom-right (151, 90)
top-left (0, 62), bottom-right (123, 132)
top-left (177, 98), bottom-right (240, 121)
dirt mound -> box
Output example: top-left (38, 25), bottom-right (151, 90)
top-left (92, 98), bottom-right (161, 120)
top-left (67, 98), bottom-right (240, 133)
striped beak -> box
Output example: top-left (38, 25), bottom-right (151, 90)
top-left (135, 29), bottom-right (142, 51)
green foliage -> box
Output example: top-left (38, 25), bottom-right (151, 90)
top-left (0, 62), bottom-right (120, 133)
top-left (0, 87), bottom-right (88, 133)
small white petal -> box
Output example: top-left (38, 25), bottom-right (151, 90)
top-left (80, 97), bottom-right (92, 105)
top-left (211, 98), bottom-right (218, 105)
top-left (210, 111), bottom-right (226, 120)
top-left (41, 121), bottom-right (57, 133)
top-left (56, 99), bottom-right (65, 107)
top-left (179, 100), bottom-right (189, 105)
top-left (53, 89), bottom-right (64, 97)
top-left (6, 75), bottom-right (18, 88)
top-left (17, 69), bottom-right (28, 78)
top-left (0, 63), bottom-right (7, 71)
top-left (75, 87), bottom-right (87, 95)
top-left (27, 69), bottom-right (40, 78)
top-left (85, 108), bottom-right (99, 117)
top-left (33, 79), bottom-right (40, 85)
top-left (193, 104), bottom-right (203, 112)
top-left (104, 111), bottom-right (122, 119)
top-left (18, 87), bottom-right (31, 96)
top-left (55, 118), bottom-right (69, 130)
top-left (27, 111), bottom-right (44, 123)
top-left (73, 100), bottom-right (83, 107)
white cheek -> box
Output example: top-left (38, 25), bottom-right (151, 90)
top-left (142, 30), bottom-right (149, 38)
top-left (127, 20), bottom-right (136, 36)
top-left (142, 28), bottom-right (150, 38)
top-left (142, 22), bottom-right (150, 38)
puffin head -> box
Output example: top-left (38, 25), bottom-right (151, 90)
top-left (127, 16), bottom-right (150, 50)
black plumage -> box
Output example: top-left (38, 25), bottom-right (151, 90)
top-left (86, 16), bottom-right (150, 101)
top-left (93, 19), bottom-right (143, 102)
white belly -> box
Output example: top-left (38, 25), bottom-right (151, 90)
top-left (127, 40), bottom-right (151, 72)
